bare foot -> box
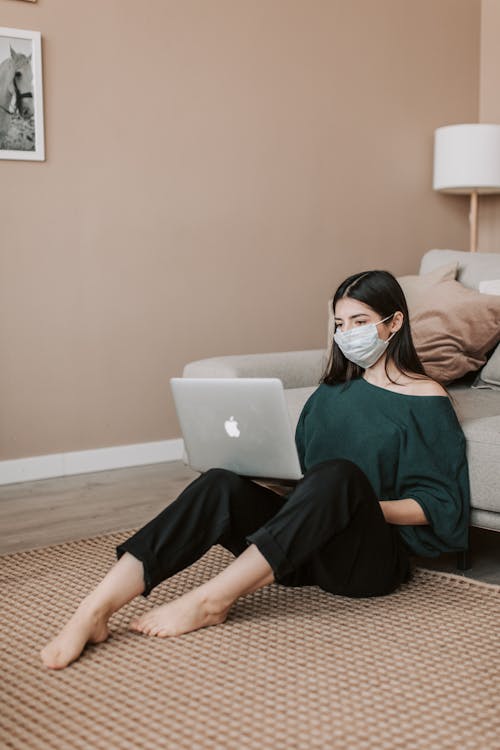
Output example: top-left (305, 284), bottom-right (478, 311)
top-left (129, 587), bottom-right (230, 638)
top-left (40, 603), bottom-right (109, 670)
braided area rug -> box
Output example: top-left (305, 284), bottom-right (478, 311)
top-left (1, 530), bottom-right (499, 750)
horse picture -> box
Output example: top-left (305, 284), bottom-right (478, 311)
top-left (0, 28), bottom-right (44, 160)
top-left (0, 45), bottom-right (34, 150)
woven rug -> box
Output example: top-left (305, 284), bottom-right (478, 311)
top-left (1, 531), bottom-right (499, 750)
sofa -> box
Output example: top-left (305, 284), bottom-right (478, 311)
top-left (183, 249), bottom-right (500, 567)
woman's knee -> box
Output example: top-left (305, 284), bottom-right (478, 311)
top-left (304, 458), bottom-right (369, 485)
top-left (300, 459), bottom-right (378, 509)
top-left (200, 467), bottom-right (248, 496)
top-left (202, 467), bottom-right (240, 483)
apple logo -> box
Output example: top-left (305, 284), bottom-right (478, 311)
top-left (224, 416), bottom-right (240, 438)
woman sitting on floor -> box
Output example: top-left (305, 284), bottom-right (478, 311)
top-left (41, 269), bottom-right (470, 670)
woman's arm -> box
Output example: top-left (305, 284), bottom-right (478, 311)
top-left (379, 498), bottom-right (429, 526)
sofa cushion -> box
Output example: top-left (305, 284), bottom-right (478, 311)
top-left (428, 384), bottom-right (500, 515)
top-left (475, 281), bottom-right (500, 387)
top-left (472, 373), bottom-right (500, 391)
top-left (480, 345), bottom-right (500, 386)
top-left (284, 386), bottom-right (316, 431)
top-left (183, 351), bottom-right (326, 390)
top-left (448, 382), bottom-right (500, 421)
top-left (420, 249), bottom-right (500, 290)
top-left (461, 414), bottom-right (500, 515)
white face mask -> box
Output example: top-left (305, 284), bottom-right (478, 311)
top-left (333, 314), bottom-right (397, 369)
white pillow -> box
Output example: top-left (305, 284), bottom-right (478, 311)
top-left (479, 279), bottom-right (500, 295)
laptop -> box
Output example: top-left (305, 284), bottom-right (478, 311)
top-left (170, 377), bottom-right (303, 481)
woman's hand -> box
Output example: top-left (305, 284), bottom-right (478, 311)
top-left (379, 498), bottom-right (428, 525)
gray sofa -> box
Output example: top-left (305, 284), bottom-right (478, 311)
top-left (183, 250), bottom-right (500, 563)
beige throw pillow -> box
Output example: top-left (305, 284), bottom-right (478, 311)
top-left (408, 281), bottom-right (500, 382)
top-left (397, 262), bottom-right (458, 310)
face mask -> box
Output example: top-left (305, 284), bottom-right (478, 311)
top-left (333, 314), bottom-right (397, 369)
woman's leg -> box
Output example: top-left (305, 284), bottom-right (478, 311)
top-left (129, 542), bottom-right (275, 637)
top-left (41, 469), bottom-right (284, 669)
top-left (41, 551), bottom-right (146, 670)
top-left (41, 459), bottom-right (407, 668)
top-left (246, 458), bottom-right (411, 597)
top-left (128, 458), bottom-right (409, 637)
top-left (115, 468), bottom-right (286, 596)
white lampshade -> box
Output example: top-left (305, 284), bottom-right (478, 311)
top-left (433, 123), bottom-right (500, 194)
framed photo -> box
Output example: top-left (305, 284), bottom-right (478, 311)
top-left (0, 27), bottom-right (45, 160)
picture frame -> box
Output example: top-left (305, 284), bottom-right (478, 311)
top-left (0, 27), bottom-right (45, 160)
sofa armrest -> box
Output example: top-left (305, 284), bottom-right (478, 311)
top-left (182, 349), bottom-right (327, 389)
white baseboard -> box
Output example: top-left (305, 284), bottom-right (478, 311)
top-left (0, 438), bottom-right (185, 486)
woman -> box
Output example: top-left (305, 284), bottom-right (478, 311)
top-left (41, 270), bottom-right (470, 670)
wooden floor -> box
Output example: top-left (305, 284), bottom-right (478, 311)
top-left (1, 461), bottom-right (499, 585)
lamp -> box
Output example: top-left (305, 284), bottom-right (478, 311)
top-left (433, 123), bottom-right (500, 252)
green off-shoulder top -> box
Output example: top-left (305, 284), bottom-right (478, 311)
top-left (295, 378), bottom-right (470, 557)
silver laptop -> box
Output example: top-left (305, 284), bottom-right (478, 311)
top-left (170, 378), bottom-right (303, 481)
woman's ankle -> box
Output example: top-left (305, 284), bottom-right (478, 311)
top-left (76, 594), bottom-right (113, 623)
top-left (198, 583), bottom-right (234, 615)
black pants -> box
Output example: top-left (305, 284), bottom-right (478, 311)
top-left (116, 458), bottom-right (411, 598)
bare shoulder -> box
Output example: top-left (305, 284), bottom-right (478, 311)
top-left (407, 378), bottom-right (449, 397)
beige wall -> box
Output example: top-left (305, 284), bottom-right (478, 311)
top-left (479, 0), bottom-right (500, 250)
top-left (0, 0), bottom-right (480, 460)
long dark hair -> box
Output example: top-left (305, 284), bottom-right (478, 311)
top-left (322, 270), bottom-right (428, 386)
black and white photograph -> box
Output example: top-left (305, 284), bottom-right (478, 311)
top-left (0, 27), bottom-right (44, 160)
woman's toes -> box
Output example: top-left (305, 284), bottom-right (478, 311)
top-left (129, 616), bottom-right (156, 635)
top-left (127, 590), bottom-right (230, 639)
top-left (40, 612), bottom-right (109, 670)
top-left (129, 616), bottom-right (145, 632)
